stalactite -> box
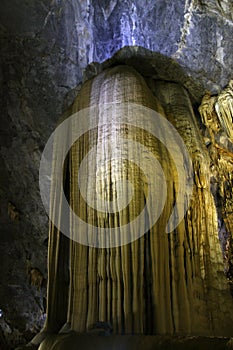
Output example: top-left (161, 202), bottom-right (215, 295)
top-left (198, 92), bottom-right (220, 143)
top-left (198, 80), bottom-right (233, 299)
top-left (199, 80), bottom-right (233, 143)
top-left (215, 80), bottom-right (233, 142)
top-left (36, 66), bottom-right (233, 350)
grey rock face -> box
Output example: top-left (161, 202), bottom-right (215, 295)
top-left (0, 0), bottom-right (232, 348)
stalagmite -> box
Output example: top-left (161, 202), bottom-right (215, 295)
top-left (18, 66), bottom-right (233, 350)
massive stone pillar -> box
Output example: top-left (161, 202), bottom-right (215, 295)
top-left (19, 64), bottom-right (233, 349)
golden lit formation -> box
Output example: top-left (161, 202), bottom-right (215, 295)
top-left (31, 66), bottom-right (233, 350)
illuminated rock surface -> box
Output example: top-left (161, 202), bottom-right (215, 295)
top-left (0, 1), bottom-right (233, 349)
top-left (21, 65), bottom-right (231, 350)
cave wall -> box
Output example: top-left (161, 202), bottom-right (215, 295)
top-left (0, 0), bottom-right (233, 348)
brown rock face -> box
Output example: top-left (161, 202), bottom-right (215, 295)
top-left (25, 65), bottom-right (233, 349)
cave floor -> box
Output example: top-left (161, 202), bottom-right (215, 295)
top-left (37, 333), bottom-right (232, 350)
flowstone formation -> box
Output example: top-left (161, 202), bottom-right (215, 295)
top-left (199, 83), bottom-right (233, 292)
top-left (16, 64), bottom-right (233, 350)
top-left (199, 80), bottom-right (233, 142)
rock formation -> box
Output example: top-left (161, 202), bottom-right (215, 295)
top-left (199, 85), bottom-right (233, 296)
top-left (1, 1), bottom-right (233, 348)
top-left (16, 64), bottom-right (232, 350)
